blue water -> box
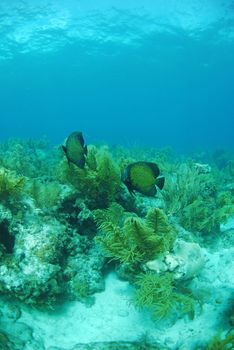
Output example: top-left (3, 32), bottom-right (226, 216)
top-left (0, 0), bottom-right (234, 152)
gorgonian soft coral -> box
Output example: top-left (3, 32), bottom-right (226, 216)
top-left (0, 167), bottom-right (25, 202)
top-left (95, 204), bottom-right (176, 265)
top-left (57, 146), bottom-right (121, 209)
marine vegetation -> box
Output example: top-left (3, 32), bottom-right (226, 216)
top-left (134, 272), bottom-right (195, 320)
top-left (58, 145), bottom-right (121, 209)
top-left (25, 178), bottom-right (63, 210)
top-left (0, 167), bottom-right (26, 203)
top-left (70, 276), bottom-right (90, 301)
top-left (95, 204), bottom-right (176, 265)
top-left (180, 190), bottom-right (234, 233)
top-left (162, 162), bottom-right (213, 216)
top-left (205, 330), bottom-right (234, 350)
top-left (0, 138), bottom-right (56, 178)
top-left (162, 162), bottom-right (234, 233)
top-left (212, 149), bottom-right (234, 171)
top-left (0, 135), bottom-right (233, 342)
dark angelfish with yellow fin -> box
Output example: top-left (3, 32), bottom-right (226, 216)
top-left (62, 131), bottom-right (87, 169)
top-left (121, 161), bottom-right (165, 196)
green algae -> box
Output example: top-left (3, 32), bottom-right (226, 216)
top-left (95, 205), bottom-right (176, 265)
top-left (71, 277), bottom-right (91, 300)
top-left (162, 161), bottom-right (234, 233)
top-left (206, 331), bottom-right (234, 350)
top-left (58, 146), bottom-right (121, 209)
top-left (26, 178), bottom-right (62, 210)
top-left (180, 190), bottom-right (234, 233)
top-left (0, 138), bottom-right (56, 178)
top-left (0, 167), bottom-right (26, 202)
top-left (134, 272), bottom-right (195, 320)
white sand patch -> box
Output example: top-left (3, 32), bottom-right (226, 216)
top-left (18, 240), bottom-right (234, 350)
top-left (20, 273), bottom-right (154, 348)
top-left (221, 216), bottom-right (234, 232)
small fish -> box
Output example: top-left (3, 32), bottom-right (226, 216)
top-left (62, 131), bottom-right (87, 168)
top-left (121, 161), bottom-right (165, 196)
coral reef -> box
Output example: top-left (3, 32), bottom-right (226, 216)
top-left (57, 146), bottom-right (121, 209)
top-left (0, 137), bottom-right (233, 349)
top-left (25, 178), bottom-right (63, 211)
top-left (180, 190), bottom-right (234, 233)
top-left (162, 161), bottom-right (234, 233)
top-left (145, 240), bottom-right (205, 280)
top-left (0, 138), bottom-right (58, 179)
top-left (0, 167), bottom-right (26, 203)
top-left (95, 204), bottom-right (176, 265)
top-left (134, 272), bottom-right (195, 320)
top-left (0, 214), bottom-right (66, 305)
top-left (64, 234), bottom-right (105, 301)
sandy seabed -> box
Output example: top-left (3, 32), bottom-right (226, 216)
top-left (1, 219), bottom-right (234, 350)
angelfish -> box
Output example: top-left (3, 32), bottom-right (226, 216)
top-left (121, 161), bottom-right (165, 196)
top-left (62, 131), bottom-right (87, 168)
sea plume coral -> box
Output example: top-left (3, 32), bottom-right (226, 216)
top-left (134, 272), bottom-right (195, 320)
top-left (0, 167), bottom-right (25, 202)
top-left (95, 205), bottom-right (176, 265)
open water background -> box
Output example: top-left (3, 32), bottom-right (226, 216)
top-left (0, 0), bottom-right (234, 152)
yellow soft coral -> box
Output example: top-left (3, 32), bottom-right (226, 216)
top-left (0, 167), bottom-right (26, 201)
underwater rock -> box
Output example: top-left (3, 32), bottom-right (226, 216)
top-left (145, 240), bottom-right (205, 281)
top-left (0, 295), bottom-right (46, 349)
top-left (0, 331), bottom-right (16, 350)
top-left (194, 162), bottom-right (211, 174)
top-left (168, 240), bottom-right (205, 280)
top-left (0, 220), bottom-right (15, 254)
top-left (0, 204), bottom-right (12, 223)
top-left (2, 322), bottom-right (33, 344)
top-left (134, 195), bottom-right (164, 216)
top-left (65, 239), bottom-right (106, 300)
top-left (0, 205), bottom-right (15, 256)
top-left (145, 256), bottom-right (168, 274)
top-left (0, 300), bottom-right (21, 322)
top-left (0, 214), bottom-right (67, 305)
top-left (0, 319), bottom-right (35, 350)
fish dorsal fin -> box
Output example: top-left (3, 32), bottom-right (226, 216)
top-left (76, 132), bottom-right (84, 147)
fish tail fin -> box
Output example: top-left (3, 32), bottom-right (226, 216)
top-left (156, 176), bottom-right (165, 190)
